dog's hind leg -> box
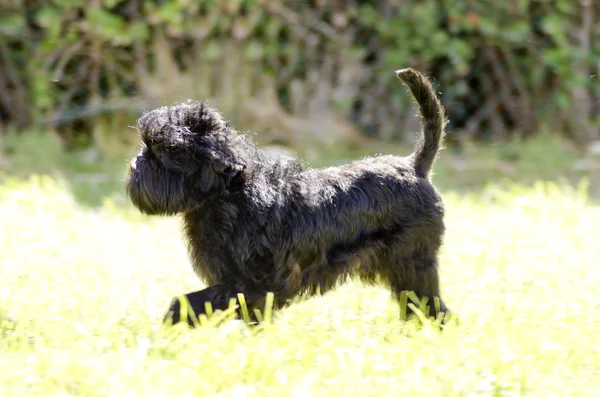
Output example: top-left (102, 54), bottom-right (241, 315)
top-left (387, 253), bottom-right (450, 323)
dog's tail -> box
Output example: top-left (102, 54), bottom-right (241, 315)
top-left (396, 68), bottom-right (447, 179)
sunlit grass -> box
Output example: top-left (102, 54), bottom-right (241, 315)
top-left (1, 174), bottom-right (599, 396)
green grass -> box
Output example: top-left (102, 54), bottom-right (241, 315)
top-left (1, 172), bottom-right (599, 396)
top-left (1, 131), bottom-right (599, 395)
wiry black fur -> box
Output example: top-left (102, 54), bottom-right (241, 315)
top-left (126, 68), bottom-right (451, 326)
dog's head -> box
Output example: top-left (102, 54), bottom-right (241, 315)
top-left (126, 100), bottom-right (247, 215)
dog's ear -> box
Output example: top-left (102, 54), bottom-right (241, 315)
top-left (202, 145), bottom-right (246, 178)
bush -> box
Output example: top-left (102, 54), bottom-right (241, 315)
top-left (0, 0), bottom-right (598, 146)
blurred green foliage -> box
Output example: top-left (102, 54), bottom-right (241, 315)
top-left (0, 0), bottom-right (598, 145)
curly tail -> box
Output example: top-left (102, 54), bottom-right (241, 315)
top-left (396, 68), bottom-right (448, 179)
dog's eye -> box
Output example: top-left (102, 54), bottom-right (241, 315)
top-left (141, 141), bottom-right (152, 153)
top-left (142, 145), bottom-right (153, 158)
top-left (142, 141), bottom-right (162, 158)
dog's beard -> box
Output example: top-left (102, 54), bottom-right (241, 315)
top-left (126, 157), bottom-right (234, 215)
top-left (126, 158), bottom-right (188, 215)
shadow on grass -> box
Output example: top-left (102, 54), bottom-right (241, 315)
top-left (2, 130), bottom-right (599, 208)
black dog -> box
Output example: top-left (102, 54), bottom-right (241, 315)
top-left (126, 68), bottom-right (451, 326)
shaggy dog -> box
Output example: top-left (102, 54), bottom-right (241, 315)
top-left (126, 68), bottom-right (451, 326)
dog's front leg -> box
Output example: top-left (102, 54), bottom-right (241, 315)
top-left (163, 285), bottom-right (239, 326)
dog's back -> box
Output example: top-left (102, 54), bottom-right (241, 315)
top-left (280, 67), bottom-right (447, 237)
